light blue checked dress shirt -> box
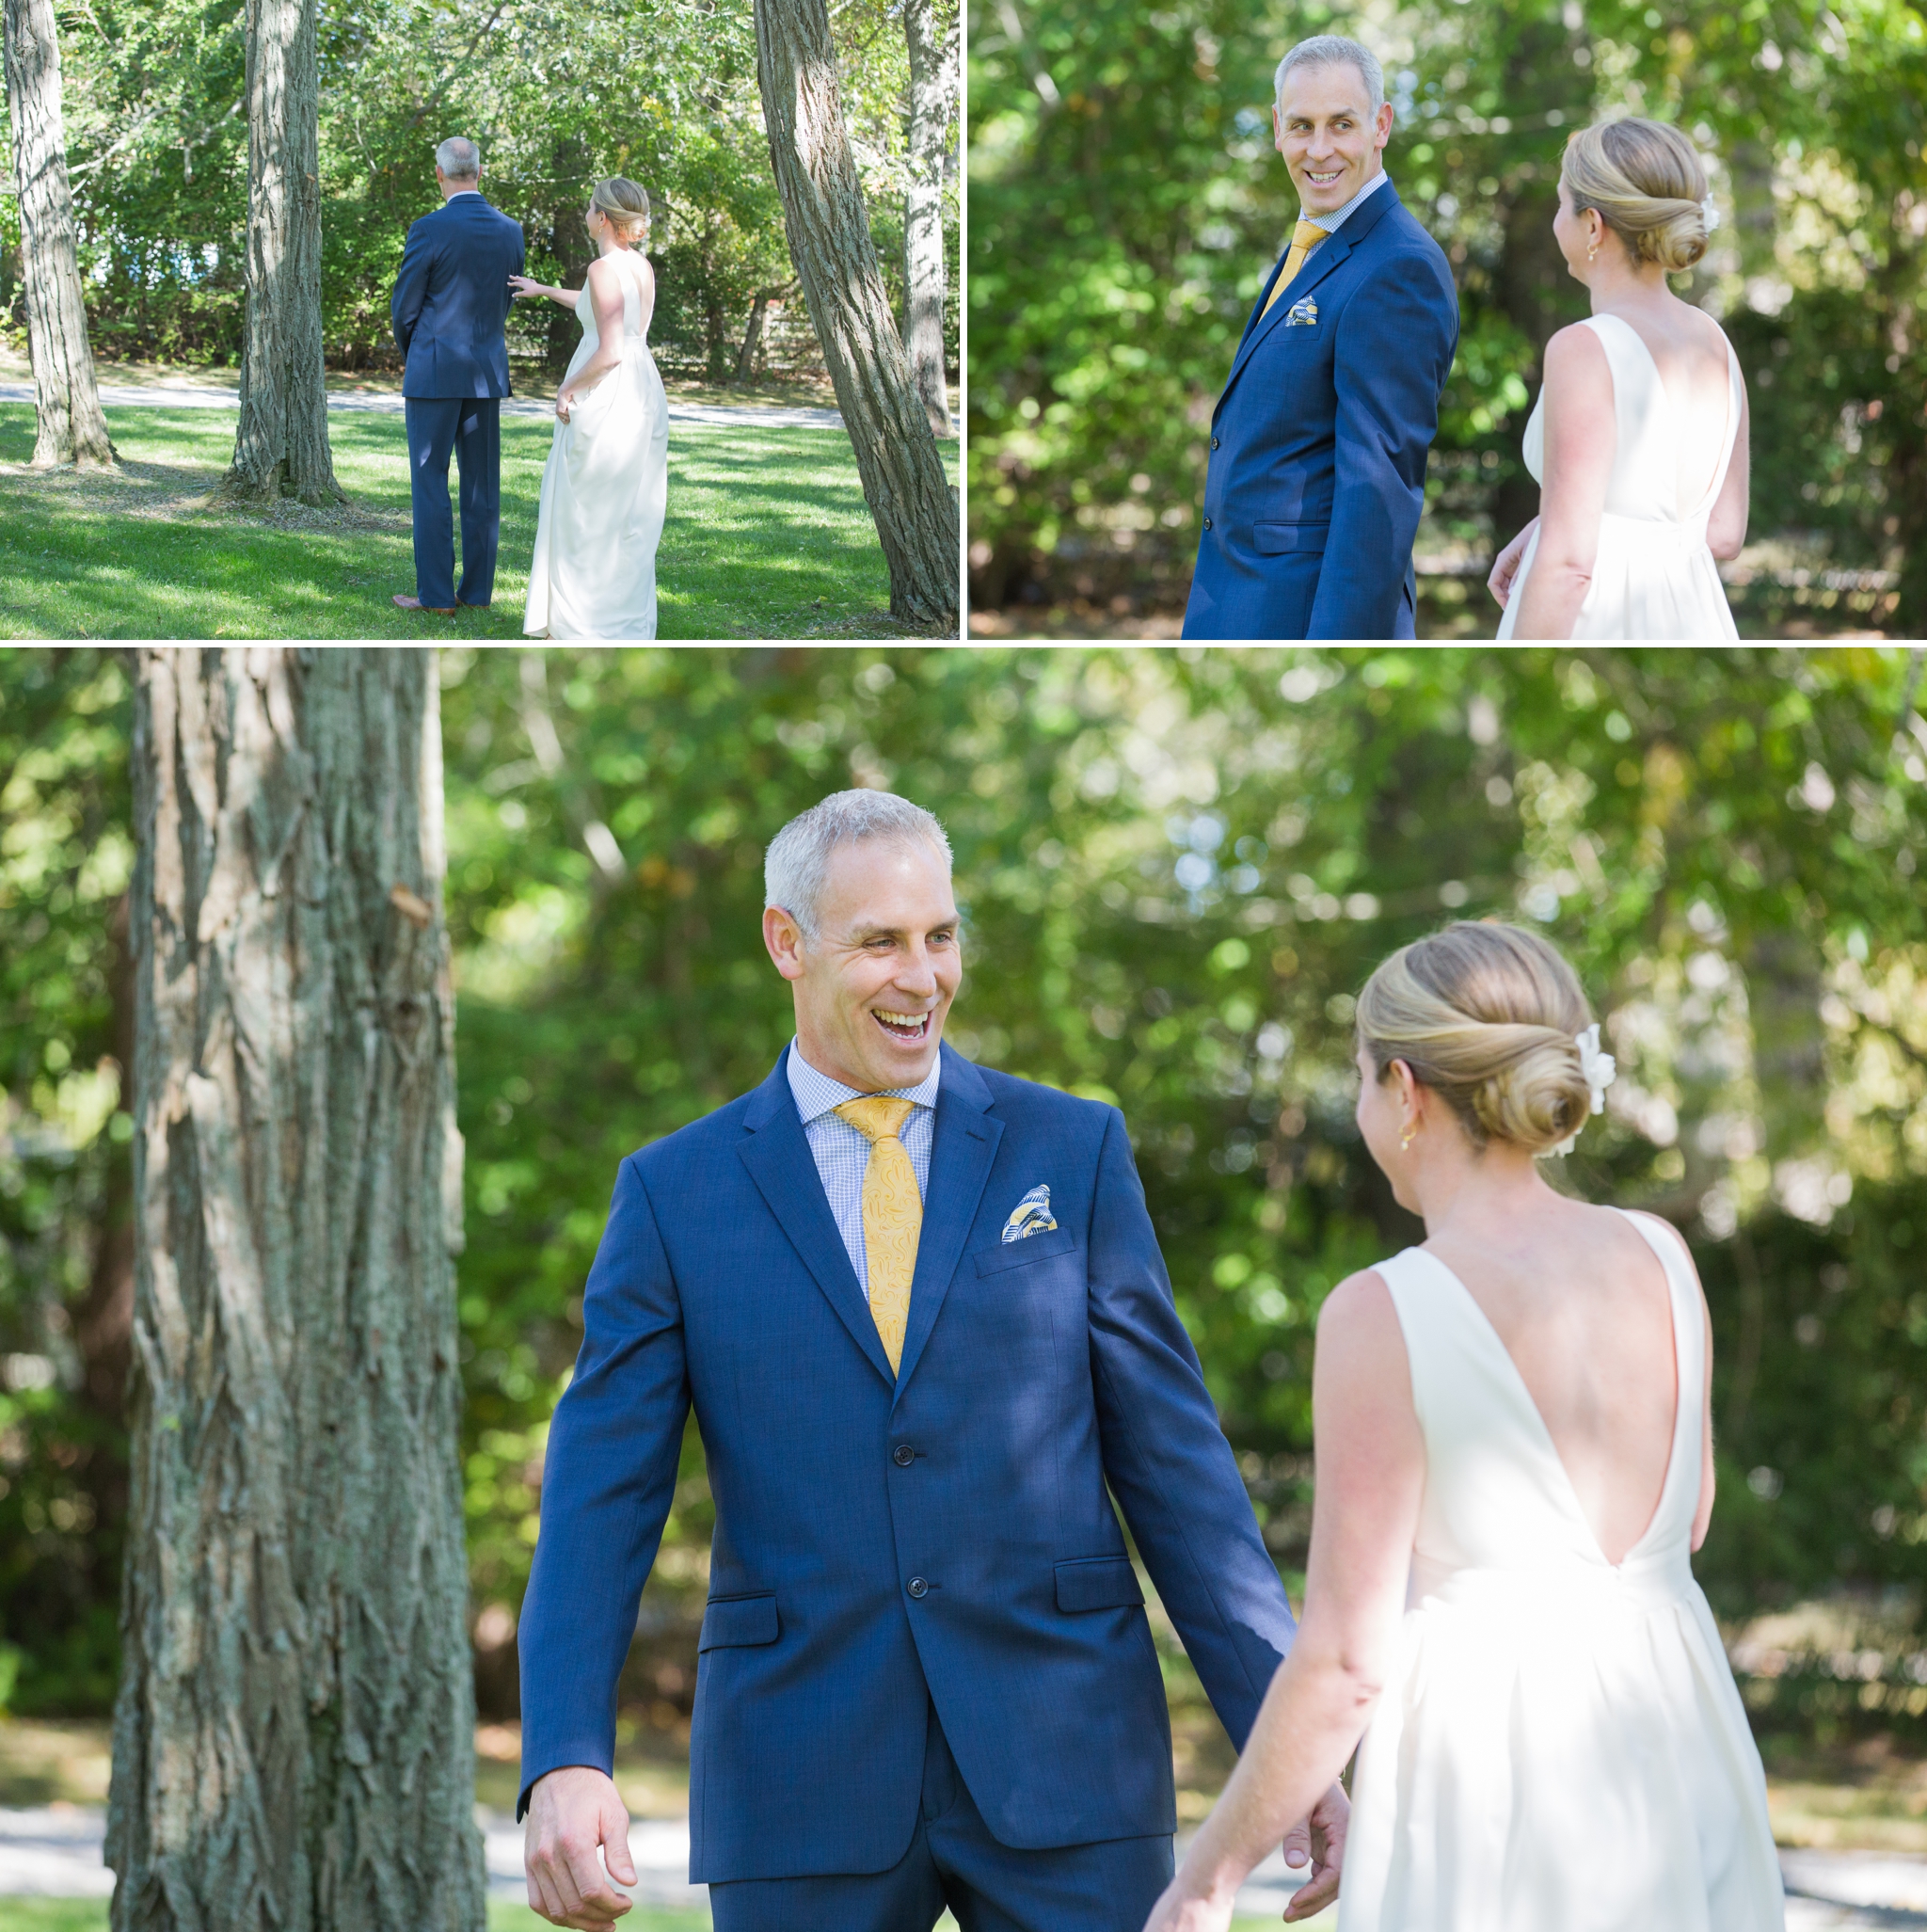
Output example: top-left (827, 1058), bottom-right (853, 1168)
top-left (787, 1040), bottom-right (940, 1302)
top-left (1291, 165), bottom-right (1390, 270)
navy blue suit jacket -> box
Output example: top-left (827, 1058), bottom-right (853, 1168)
top-left (390, 193), bottom-right (525, 398)
top-left (518, 1045), bottom-right (1296, 1883)
top-left (1183, 179), bottom-right (1458, 640)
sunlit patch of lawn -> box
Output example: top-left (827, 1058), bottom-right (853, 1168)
top-left (0, 403), bottom-right (956, 641)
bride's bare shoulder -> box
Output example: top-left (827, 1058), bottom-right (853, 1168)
top-left (1316, 1264), bottom-right (1402, 1342)
top-left (1541, 319), bottom-right (1612, 376)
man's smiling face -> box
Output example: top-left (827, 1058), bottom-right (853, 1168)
top-left (764, 836), bottom-right (962, 1093)
top-left (1273, 61), bottom-right (1393, 217)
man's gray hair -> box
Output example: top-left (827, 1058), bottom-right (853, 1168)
top-left (765, 790), bottom-right (952, 939)
top-left (436, 136), bottom-right (481, 180)
top-left (1274, 35), bottom-right (1385, 115)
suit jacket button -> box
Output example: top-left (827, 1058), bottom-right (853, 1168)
top-left (907, 1575), bottom-right (929, 1599)
top-left (893, 1445), bottom-right (915, 1466)
top-left (1211, 437), bottom-right (1220, 449)
top-left (1203, 517), bottom-right (1213, 531)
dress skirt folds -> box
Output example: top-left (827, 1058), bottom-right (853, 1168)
top-left (524, 248), bottom-right (669, 640)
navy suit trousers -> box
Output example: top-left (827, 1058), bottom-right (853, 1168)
top-left (405, 396), bottom-right (501, 607)
top-left (707, 1700), bottom-right (1174, 1932)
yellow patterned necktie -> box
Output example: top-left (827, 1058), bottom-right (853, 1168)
top-left (1261, 216), bottom-right (1330, 318)
top-left (834, 1096), bottom-right (922, 1374)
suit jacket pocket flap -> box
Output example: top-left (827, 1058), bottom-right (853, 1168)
top-left (975, 1225), bottom-right (1080, 1276)
top-left (1055, 1557), bottom-right (1145, 1613)
top-left (699, 1592), bottom-right (779, 1651)
top-left (1253, 520), bottom-right (1331, 556)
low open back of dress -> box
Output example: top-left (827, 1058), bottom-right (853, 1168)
top-left (1496, 312), bottom-right (1744, 640)
top-left (1334, 1209), bottom-right (1785, 1932)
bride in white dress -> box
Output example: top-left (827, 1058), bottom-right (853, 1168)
top-left (1145, 920), bottom-right (1784, 1932)
top-left (1489, 119), bottom-right (1751, 639)
top-left (513, 176), bottom-right (670, 639)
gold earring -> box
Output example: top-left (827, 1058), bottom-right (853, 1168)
top-left (1587, 238), bottom-right (1600, 263)
top-left (1400, 1126), bottom-right (1416, 1150)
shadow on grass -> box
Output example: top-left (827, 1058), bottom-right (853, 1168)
top-left (0, 405), bottom-right (957, 641)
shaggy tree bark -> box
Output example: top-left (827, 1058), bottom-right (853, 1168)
top-left (110, 650), bottom-right (481, 1932)
top-left (219, 0), bottom-right (342, 503)
top-left (754, 0), bottom-right (958, 628)
top-left (902, 0), bottom-right (955, 439)
top-left (3, 0), bottom-right (115, 468)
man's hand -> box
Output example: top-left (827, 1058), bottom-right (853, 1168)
top-left (1280, 1780), bottom-right (1349, 1923)
top-left (524, 1765), bottom-right (636, 1929)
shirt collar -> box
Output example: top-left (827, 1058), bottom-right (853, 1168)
top-left (1302, 166), bottom-right (1389, 236)
top-left (787, 1038), bottom-right (942, 1125)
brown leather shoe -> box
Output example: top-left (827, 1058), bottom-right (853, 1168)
top-left (393, 594), bottom-right (458, 614)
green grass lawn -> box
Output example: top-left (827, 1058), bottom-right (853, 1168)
top-left (0, 1905), bottom-right (714, 1931)
top-left (0, 1905), bottom-right (1301, 1932)
top-left (0, 402), bottom-right (958, 641)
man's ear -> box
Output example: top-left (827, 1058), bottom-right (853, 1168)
top-left (763, 904), bottom-right (807, 982)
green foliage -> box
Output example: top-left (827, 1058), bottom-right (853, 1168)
top-left (967, 0), bottom-right (1927, 626)
top-left (0, 0), bottom-right (958, 385)
top-left (3, 646), bottom-right (1923, 1720)
top-left (0, 650), bottom-right (132, 1716)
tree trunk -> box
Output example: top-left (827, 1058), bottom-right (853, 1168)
top-left (734, 279), bottom-right (798, 383)
top-left (753, 0), bottom-right (959, 628)
top-left (1741, 924), bottom-right (1828, 1164)
top-left (3, 0), bottom-right (115, 469)
top-left (218, 0), bottom-right (342, 504)
top-left (110, 649), bottom-right (481, 1932)
top-left (902, 0), bottom-right (955, 438)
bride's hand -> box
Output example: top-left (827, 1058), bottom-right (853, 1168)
top-left (554, 389), bottom-right (574, 423)
top-left (508, 275), bottom-right (548, 301)
top-left (1281, 1781), bottom-right (1349, 1921)
top-left (1139, 1879), bottom-right (1234, 1932)
top-left (1488, 517), bottom-right (1538, 610)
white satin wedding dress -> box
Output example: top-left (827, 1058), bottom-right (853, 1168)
top-left (523, 247), bottom-right (670, 640)
top-left (1497, 311), bottom-right (1743, 639)
top-left (1338, 1210), bottom-right (1784, 1932)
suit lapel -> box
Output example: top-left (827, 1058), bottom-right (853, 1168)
top-left (891, 1046), bottom-right (1002, 1401)
top-left (738, 1057), bottom-right (897, 1389)
top-left (1221, 229), bottom-right (1355, 406)
top-left (1218, 179), bottom-right (1405, 409)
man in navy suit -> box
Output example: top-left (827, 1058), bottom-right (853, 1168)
top-left (517, 790), bottom-right (1346, 1932)
top-left (389, 136), bottom-right (525, 613)
top-left (1183, 37), bottom-right (1459, 641)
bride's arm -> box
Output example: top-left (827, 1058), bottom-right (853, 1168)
top-left (557, 258), bottom-right (629, 406)
top-left (1705, 378), bottom-right (1751, 561)
top-left (1508, 324), bottom-right (1616, 640)
top-left (1143, 1269), bottom-right (1425, 1932)
top-left (509, 275), bottom-right (581, 307)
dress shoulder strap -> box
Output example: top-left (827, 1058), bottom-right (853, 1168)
top-left (1369, 1248), bottom-right (1495, 1442)
top-left (1613, 1207), bottom-right (1704, 1442)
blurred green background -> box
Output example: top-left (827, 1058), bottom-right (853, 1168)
top-left (966, 0), bottom-right (1926, 638)
top-left (4, 643), bottom-right (1927, 1806)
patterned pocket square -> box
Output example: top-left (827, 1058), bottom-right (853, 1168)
top-left (1283, 297), bottom-right (1319, 327)
top-left (1000, 1184), bottom-right (1059, 1243)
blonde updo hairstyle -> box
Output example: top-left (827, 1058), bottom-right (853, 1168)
top-left (1563, 118), bottom-right (1711, 273)
top-left (1357, 921), bottom-right (1596, 1156)
top-left (590, 176), bottom-right (651, 246)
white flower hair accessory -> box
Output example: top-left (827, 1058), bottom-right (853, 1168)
top-left (1700, 194), bottom-right (1720, 232)
top-left (1552, 1024), bottom-right (1617, 1156)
